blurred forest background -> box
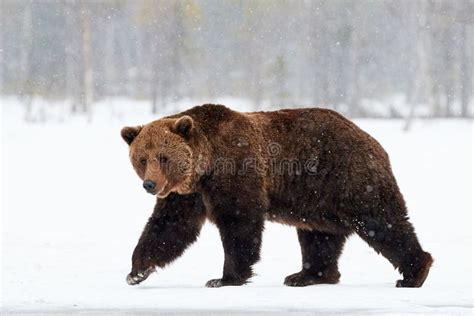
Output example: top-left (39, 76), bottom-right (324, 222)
top-left (1, 0), bottom-right (473, 121)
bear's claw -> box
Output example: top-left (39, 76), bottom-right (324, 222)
top-left (126, 267), bottom-right (155, 285)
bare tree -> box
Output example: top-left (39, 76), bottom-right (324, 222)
top-left (80, 0), bottom-right (93, 121)
top-left (20, 2), bottom-right (33, 121)
top-left (347, 1), bottom-right (362, 116)
top-left (64, 1), bottom-right (81, 114)
top-left (459, 1), bottom-right (473, 118)
top-left (404, 1), bottom-right (433, 131)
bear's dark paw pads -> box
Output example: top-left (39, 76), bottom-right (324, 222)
top-left (205, 279), bottom-right (224, 288)
top-left (126, 267), bottom-right (155, 286)
top-left (284, 271), bottom-right (340, 287)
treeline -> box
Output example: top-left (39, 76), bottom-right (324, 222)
top-left (1, 0), bottom-right (473, 118)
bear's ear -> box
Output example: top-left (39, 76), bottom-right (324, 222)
top-left (173, 115), bottom-right (194, 138)
top-left (121, 126), bottom-right (142, 145)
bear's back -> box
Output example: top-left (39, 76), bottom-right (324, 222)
top-left (170, 104), bottom-right (385, 164)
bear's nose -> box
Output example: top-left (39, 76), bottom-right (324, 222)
top-left (143, 180), bottom-right (156, 193)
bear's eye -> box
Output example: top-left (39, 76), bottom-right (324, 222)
top-left (139, 158), bottom-right (147, 166)
top-left (158, 154), bottom-right (169, 164)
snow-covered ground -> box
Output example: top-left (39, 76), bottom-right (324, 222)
top-left (1, 99), bottom-right (473, 314)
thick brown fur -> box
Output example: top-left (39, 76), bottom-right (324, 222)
top-left (122, 104), bottom-right (432, 288)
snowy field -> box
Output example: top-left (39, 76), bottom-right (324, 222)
top-left (1, 99), bottom-right (473, 315)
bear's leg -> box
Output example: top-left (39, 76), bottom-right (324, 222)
top-left (206, 216), bottom-right (264, 288)
top-left (284, 229), bottom-right (347, 286)
top-left (353, 215), bottom-right (433, 288)
top-left (127, 193), bottom-right (206, 285)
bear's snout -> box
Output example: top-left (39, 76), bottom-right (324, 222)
top-left (143, 180), bottom-right (156, 193)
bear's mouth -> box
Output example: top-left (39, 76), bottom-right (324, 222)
top-left (146, 189), bottom-right (169, 198)
top-left (156, 191), bottom-right (170, 198)
top-left (156, 187), bottom-right (171, 198)
top-left (154, 181), bottom-right (171, 198)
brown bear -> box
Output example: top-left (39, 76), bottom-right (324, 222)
top-left (121, 104), bottom-right (432, 288)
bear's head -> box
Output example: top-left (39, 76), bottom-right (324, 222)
top-left (121, 115), bottom-right (202, 198)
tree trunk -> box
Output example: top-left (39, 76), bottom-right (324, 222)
top-left (21, 3), bottom-right (33, 121)
top-left (80, 1), bottom-right (93, 122)
top-left (347, 2), bottom-right (361, 117)
top-left (460, 19), bottom-right (472, 118)
top-left (64, 1), bottom-right (81, 114)
top-left (404, 1), bottom-right (432, 131)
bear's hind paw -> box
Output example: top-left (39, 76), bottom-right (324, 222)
top-left (396, 251), bottom-right (433, 288)
top-left (284, 270), bottom-right (340, 287)
top-left (205, 279), bottom-right (224, 288)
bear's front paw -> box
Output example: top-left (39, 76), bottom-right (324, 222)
top-left (126, 267), bottom-right (155, 286)
top-left (284, 270), bottom-right (340, 287)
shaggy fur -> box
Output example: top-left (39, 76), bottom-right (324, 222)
top-left (122, 104), bottom-right (432, 288)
